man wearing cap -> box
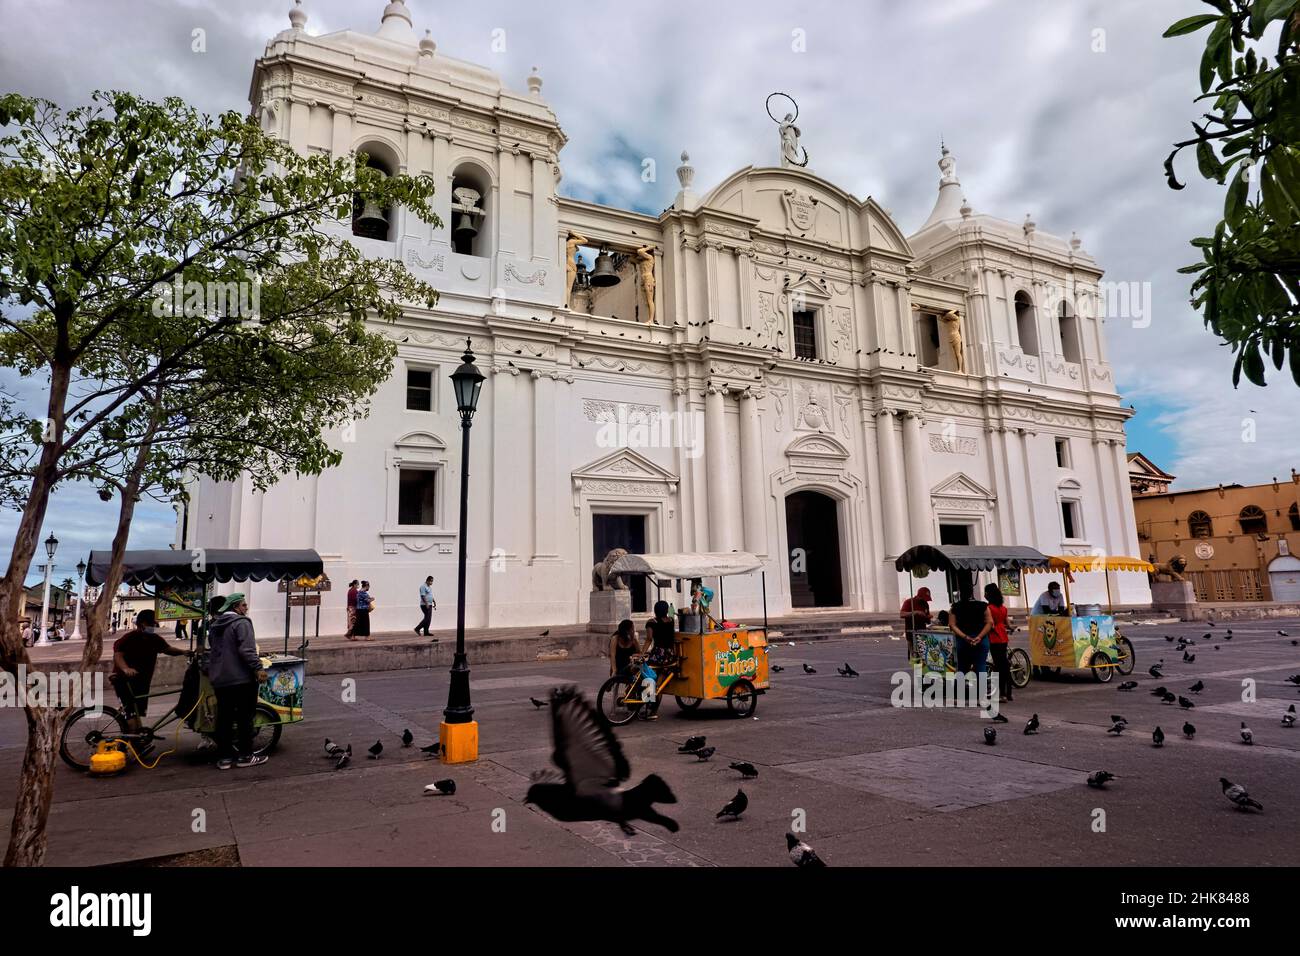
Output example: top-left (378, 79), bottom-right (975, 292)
top-left (900, 587), bottom-right (933, 662)
top-left (207, 593), bottom-right (269, 769)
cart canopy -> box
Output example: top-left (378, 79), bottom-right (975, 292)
top-left (85, 549), bottom-right (324, 587)
top-left (608, 551), bottom-right (764, 579)
top-left (895, 545), bottom-right (1050, 573)
top-left (1024, 555), bottom-right (1154, 574)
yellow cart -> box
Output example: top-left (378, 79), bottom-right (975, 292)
top-left (597, 552), bottom-right (770, 723)
top-left (1022, 555), bottom-right (1153, 682)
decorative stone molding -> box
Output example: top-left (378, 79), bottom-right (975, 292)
top-left (582, 399), bottom-right (662, 424)
top-left (570, 448), bottom-right (679, 515)
top-left (406, 248), bottom-right (446, 272)
top-left (497, 338), bottom-right (556, 359)
top-left (504, 263), bottom-right (546, 286)
top-left (930, 434), bottom-right (977, 456)
top-left (931, 472), bottom-right (997, 513)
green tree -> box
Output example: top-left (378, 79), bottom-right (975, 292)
top-left (1163, 0), bottom-right (1300, 386)
top-left (0, 90), bottom-right (439, 865)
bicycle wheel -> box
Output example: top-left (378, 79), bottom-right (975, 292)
top-left (597, 675), bottom-right (642, 726)
top-left (726, 679), bottom-right (758, 718)
top-left (60, 705), bottom-right (130, 772)
top-left (1008, 648), bottom-right (1032, 689)
top-left (1114, 636), bottom-right (1136, 676)
top-left (1091, 651), bottom-right (1114, 683)
top-left (249, 703), bottom-right (283, 755)
top-left (675, 695), bottom-right (703, 711)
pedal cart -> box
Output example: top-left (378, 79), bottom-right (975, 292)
top-left (597, 552), bottom-right (770, 724)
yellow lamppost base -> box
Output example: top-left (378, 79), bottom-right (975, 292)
top-left (439, 720), bottom-right (479, 763)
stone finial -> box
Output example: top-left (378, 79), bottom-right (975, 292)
top-left (288, 0), bottom-right (307, 31)
top-left (377, 0), bottom-right (416, 43)
top-left (1023, 212), bottom-right (1036, 236)
top-left (381, 0), bottom-right (412, 26)
top-left (1070, 230), bottom-right (1082, 251)
top-left (938, 143), bottom-right (958, 185)
top-left (419, 29), bottom-right (436, 58)
top-left (677, 150), bottom-right (695, 191)
top-left (959, 196), bottom-right (972, 219)
top-left (527, 66), bottom-right (543, 96)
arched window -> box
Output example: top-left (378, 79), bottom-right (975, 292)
top-left (1188, 510), bottom-right (1213, 538)
top-left (1238, 505), bottom-right (1267, 535)
top-left (1014, 291), bottom-right (1039, 356)
top-left (1289, 502), bottom-right (1300, 531)
top-left (450, 163), bottom-right (490, 257)
top-left (1058, 301), bottom-right (1082, 364)
top-left (351, 144), bottom-right (397, 241)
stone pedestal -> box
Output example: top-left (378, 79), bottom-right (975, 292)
top-left (1150, 580), bottom-right (1198, 620)
top-left (589, 589), bottom-right (631, 632)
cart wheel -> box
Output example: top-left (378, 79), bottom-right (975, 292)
top-left (597, 675), bottom-right (642, 726)
top-left (726, 679), bottom-right (758, 718)
top-left (60, 705), bottom-right (129, 772)
top-left (1008, 648), bottom-right (1032, 689)
top-left (1114, 636), bottom-right (1136, 676)
top-left (675, 696), bottom-right (703, 711)
top-left (1091, 651), bottom-right (1114, 683)
top-left (249, 703), bottom-right (283, 755)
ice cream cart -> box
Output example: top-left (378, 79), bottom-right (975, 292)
top-left (597, 552), bottom-right (770, 723)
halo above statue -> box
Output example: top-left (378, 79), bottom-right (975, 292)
top-left (767, 92), bottom-right (809, 168)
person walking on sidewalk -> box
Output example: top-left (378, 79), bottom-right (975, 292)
top-left (345, 579), bottom-right (359, 639)
top-left (414, 575), bottom-right (437, 639)
top-left (352, 581), bottom-right (373, 641)
top-left (207, 593), bottom-right (269, 770)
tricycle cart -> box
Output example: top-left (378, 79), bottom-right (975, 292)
top-left (596, 552), bottom-right (770, 724)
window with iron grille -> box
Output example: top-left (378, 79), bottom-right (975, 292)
top-left (406, 368), bottom-right (433, 411)
top-left (1238, 505), bottom-right (1267, 535)
top-left (1188, 510), bottom-right (1213, 538)
top-left (793, 310), bottom-right (817, 359)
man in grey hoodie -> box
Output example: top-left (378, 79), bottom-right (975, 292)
top-left (207, 593), bottom-right (269, 769)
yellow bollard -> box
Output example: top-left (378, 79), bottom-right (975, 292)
top-left (439, 720), bottom-right (479, 763)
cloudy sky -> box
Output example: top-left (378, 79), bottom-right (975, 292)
top-left (2, 0), bottom-right (1298, 582)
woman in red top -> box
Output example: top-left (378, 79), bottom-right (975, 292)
top-left (984, 582), bottom-right (1012, 702)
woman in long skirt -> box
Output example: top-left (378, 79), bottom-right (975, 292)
top-left (353, 581), bottom-right (373, 641)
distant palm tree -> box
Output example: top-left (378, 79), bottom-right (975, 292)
top-left (59, 578), bottom-right (75, 595)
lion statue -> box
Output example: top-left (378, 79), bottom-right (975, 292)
top-left (591, 548), bottom-right (630, 591)
top-left (1153, 554), bottom-right (1188, 582)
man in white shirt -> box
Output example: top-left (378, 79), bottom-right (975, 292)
top-left (414, 576), bottom-right (436, 639)
top-left (1032, 581), bottom-right (1068, 616)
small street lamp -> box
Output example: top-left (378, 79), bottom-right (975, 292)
top-left (441, 338), bottom-right (484, 763)
top-left (34, 532), bottom-right (58, 647)
top-left (68, 558), bottom-right (87, 642)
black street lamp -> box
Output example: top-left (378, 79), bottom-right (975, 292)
top-left (442, 338), bottom-right (485, 753)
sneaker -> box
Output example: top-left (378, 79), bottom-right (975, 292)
top-left (216, 758), bottom-right (234, 770)
top-left (235, 754), bottom-right (269, 768)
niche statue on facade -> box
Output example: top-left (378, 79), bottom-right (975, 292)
top-left (565, 232), bottom-right (588, 309)
top-left (941, 310), bottom-right (965, 373)
top-left (634, 246), bottom-right (656, 325)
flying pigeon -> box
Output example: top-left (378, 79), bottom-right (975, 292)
top-left (324, 738), bottom-right (345, 758)
top-left (694, 747), bottom-right (716, 761)
top-left (424, 779), bottom-right (456, 795)
top-left (1220, 777), bottom-right (1262, 812)
top-left (524, 686), bottom-right (679, 835)
top-left (1152, 726), bottom-right (1165, 747)
top-left (401, 728), bottom-right (414, 748)
top-left (1183, 722), bottom-right (1196, 739)
top-left (1188, 680), bottom-right (1204, 694)
top-left (1117, 681), bottom-right (1138, 691)
top-left (1240, 722), bottom-right (1253, 745)
top-left (787, 832), bottom-right (827, 867)
top-left (419, 742), bottom-right (441, 757)
top-left (530, 697), bottom-right (549, 709)
top-left (717, 788), bottom-right (748, 819)
top-left (1107, 721), bottom-right (1126, 735)
top-left (1087, 771), bottom-right (1116, 788)
top-left (983, 726), bottom-right (997, 745)
top-left (803, 663), bottom-right (817, 674)
top-left (678, 736), bottom-right (706, 754)
top-left (1178, 696), bottom-right (1195, 709)
top-left (368, 740), bottom-right (383, 759)
top-left (1024, 714), bottom-right (1040, 735)
top-left (837, 662), bottom-right (859, 677)
top-left (730, 762), bottom-right (759, 779)
top-left (334, 746), bottom-right (352, 770)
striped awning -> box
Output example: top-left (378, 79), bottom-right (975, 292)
top-left (1023, 555), bottom-right (1155, 574)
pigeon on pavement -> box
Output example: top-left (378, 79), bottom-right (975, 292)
top-left (1087, 771), bottom-right (1116, 788)
top-left (694, 747), bottom-right (716, 761)
top-left (1152, 726), bottom-right (1165, 747)
top-left (1286, 675), bottom-right (1300, 686)
top-left (1150, 686), bottom-right (1168, 697)
top-left (424, 779), bottom-right (456, 795)
top-left (1281, 707), bottom-right (1295, 728)
top-left (1220, 777), bottom-right (1262, 811)
top-left (1240, 722), bottom-right (1253, 745)
top-left (401, 728), bottom-right (414, 748)
top-left (717, 788), bottom-right (748, 819)
top-left (1110, 715), bottom-right (1128, 726)
top-left (1178, 696), bottom-right (1195, 709)
top-left (803, 663), bottom-right (817, 674)
top-left (324, 738), bottom-right (345, 758)
top-left (419, 742), bottom-right (441, 757)
top-left (1117, 681), bottom-right (1138, 691)
top-left (530, 697), bottom-right (549, 709)
top-left (730, 762), bottom-right (759, 779)
top-left (1149, 664), bottom-right (1164, 679)
top-left (1182, 651), bottom-right (1196, 663)
top-left (1183, 722), bottom-right (1196, 739)
top-left (1161, 691), bottom-right (1177, 704)
top-left (678, 736), bottom-right (706, 754)
top-left (368, 740), bottom-right (383, 759)
top-left (1107, 721), bottom-right (1126, 735)
top-left (771, 664), bottom-right (785, 672)
top-left (983, 726), bottom-right (997, 745)
top-left (1024, 714), bottom-right (1040, 735)
top-left (524, 686), bottom-right (679, 835)
top-left (334, 746), bottom-right (352, 770)
top-left (787, 833), bottom-right (827, 867)
top-left (1188, 680), bottom-right (1204, 694)
top-left (836, 663), bottom-right (859, 677)
top-left (991, 712), bottom-right (1009, 723)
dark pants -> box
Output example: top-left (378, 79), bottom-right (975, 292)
top-left (416, 604), bottom-right (432, 635)
top-left (214, 682), bottom-right (258, 760)
top-left (989, 642), bottom-right (1013, 699)
top-left (112, 677), bottom-right (150, 720)
top-left (956, 637), bottom-right (990, 675)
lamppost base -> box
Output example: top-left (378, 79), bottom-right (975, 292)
top-left (438, 720), bottom-right (479, 764)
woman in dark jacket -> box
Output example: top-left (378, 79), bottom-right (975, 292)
top-left (949, 581), bottom-right (992, 675)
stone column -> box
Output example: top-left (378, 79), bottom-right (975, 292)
top-left (490, 366), bottom-right (521, 559)
top-left (859, 401), bottom-right (889, 608)
top-left (531, 156), bottom-right (554, 264)
top-left (986, 425), bottom-right (1016, 542)
top-left (739, 390), bottom-right (766, 554)
top-left (1108, 439), bottom-right (1141, 556)
top-left (1090, 438), bottom-right (1117, 554)
top-left (431, 134), bottom-right (452, 245)
top-left (705, 385), bottom-right (736, 551)
top-left (1013, 428), bottom-right (1040, 544)
top-left (532, 371), bottom-right (560, 561)
top-left (496, 148), bottom-right (516, 255)
top-left (874, 409), bottom-right (908, 556)
top-left (902, 412), bottom-right (933, 545)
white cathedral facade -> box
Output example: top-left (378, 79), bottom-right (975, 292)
top-left (181, 0), bottom-right (1151, 635)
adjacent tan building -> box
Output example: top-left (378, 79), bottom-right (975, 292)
top-left (1131, 463), bottom-right (1300, 603)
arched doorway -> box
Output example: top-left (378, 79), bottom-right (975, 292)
top-left (1268, 555), bottom-right (1300, 603)
top-left (785, 490), bottom-right (843, 607)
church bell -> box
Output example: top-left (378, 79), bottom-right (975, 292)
top-left (453, 211), bottom-right (480, 243)
top-left (590, 248), bottom-right (620, 287)
top-left (354, 168), bottom-right (389, 238)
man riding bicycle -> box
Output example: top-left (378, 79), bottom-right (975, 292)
top-left (110, 610), bottom-right (187, 732)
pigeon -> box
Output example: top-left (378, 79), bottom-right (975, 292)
top-left (1152, 726), bottom-right (1164, 747)
top-left (1224, 631), bottom-right (1233, 641)
top-left (530, 697), bottom-right (549, 709)
top-left (1161, 692), bottom-right (1177, 704)
top-left (1148, 665), bottom-right (1164, 679)
top-left (771, 664), bottom-right (785, 673)
top-left (1183, 651), bottom-right (1196, 663)
top-left (678, 736), bottom-right (706, 754)
top-left (802, 663), bottom-right (817, 674)
top-left (1110, 715), bottom-right (1128, 726)
top-left (1240, 722), bottom-right (1253, 745)
top-left (1087, 770), bottom-right (1116, 788)
top-left (424, 779), bottom-right (456, 795)
top-left (983, 726), bottom-right (997, 745)
top-left (787, 832), bottom-right (827, 867)
top-left (1215, 645), bottom-right (1220, 650)
top-left (1219, 777), bottom-right (1262, 811)
top-left (1164, 635), bottom-right (1175, 642)
top-left (730, 761), bottom-right (759, 779)
top-left (1107, 721), bottom-right (1126, 735)
top-left (324, 738), bottom-right (345, 758)
top-left (1117, 680), bottom-right (1138, 691)
top-left (1188, 680), bottom-right (1204, 694)
top-left (1178, 696), bottom-right (1195, 709)
top-left (1024, 714), bottom-right (1040, 735)
top-left (694, 747), bottom-right (716, 761)
top-left (524, 686), bottom-right (679, 835)
top-left (1202, 632), bottom-right (1212, 641)
top-left (419, 742), bottom-right (441, 757)
top-left (1291, 640), bottom-right (1298, 647)
top-left (334, 746), bottom-right (352, 770)
top-left (1150, 686), bottom-right (1168, 697)
top-left (1286, 675), bottom-right (1300, 686)
top-left (1281, 708), bottom-right (1295, 728)
top-left (539, 629), bottom-right (549, 637)
top-left (1282, 629), bottom-right (1290, 637)
top-left (1183, 722), bottom-right (1196, 739)
top-left (401, 728), bottom-right (414, 748)
top-left (368, 740), bottom-right (383, 759)
top-left (837, 662), bottom-right (859, 677)
top-left (717, 788), bottom-right (748, 819)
